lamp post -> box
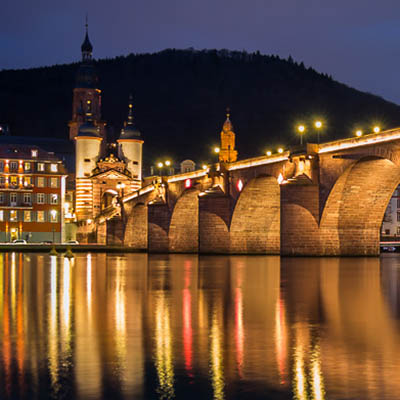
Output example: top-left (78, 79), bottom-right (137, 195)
top-left (116, 183), bottom-right (126, 222)
top-left (314, 120), bottom-right (322, 144)
top-left (297, 125), bottom-right (306, 145)
top-left (214, 147), bottom-right (220, 163)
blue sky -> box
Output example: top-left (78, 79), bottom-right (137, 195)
top-left (2, 0), bottom-right (400, 103)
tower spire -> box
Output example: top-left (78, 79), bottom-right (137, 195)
top-left (81, 15), bottom-right (93, 62)
top-left (126, 94), bottom-right (134, 126)
top-left (219, 107), bottom-right (238, 163)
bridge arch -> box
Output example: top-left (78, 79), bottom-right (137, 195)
top-left (124, 203), bottom-right (148, 249)
top-left (230, 175), bottom-right (280, 254)
top-left (169, 188), bottom-right (200, 252)
top-left (320, 156), bottom-right (400, 255)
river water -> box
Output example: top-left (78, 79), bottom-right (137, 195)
top-left (1, 253), bottom-right (400, 399)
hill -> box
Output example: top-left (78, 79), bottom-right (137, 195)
top-left (1, 49), bottom-right (400, 167)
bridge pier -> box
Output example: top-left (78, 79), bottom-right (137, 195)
top-left (148, 203), bottom-right (170, 253)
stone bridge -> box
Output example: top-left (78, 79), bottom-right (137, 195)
top-left (93, 128), bottom-right (400, 256)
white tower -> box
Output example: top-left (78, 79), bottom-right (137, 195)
top-left (75, 100), bottom-right (103, 220)
top-left (118, 96), bottom-right (143, 191)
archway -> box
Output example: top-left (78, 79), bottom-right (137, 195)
top-left (169, 188), bottom-right (200, 253)
top-left (230, 175), bottom-right (280, 254)
top-left (101, 189), bottom-right (118, 210)
top-left (320, 157), bottom-right (400, 255)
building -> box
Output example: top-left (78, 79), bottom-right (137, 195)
top-left (382, 186), bottom-right (400, 237)
top-left (219, 109), bottom-right (238, 163)
top-left (0, 144), bottom-right (67, 242)
top-left (180, 160), bottom-right (196, 173)
top-left (72, 25), bottom-right (144, 222)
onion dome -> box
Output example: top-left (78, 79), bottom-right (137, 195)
top-left (81, 17), bottom-right (93, 61)
top-left (77, 100), bottom-right (102, 138)
top-left (119, 95), bottom-right (141, 139)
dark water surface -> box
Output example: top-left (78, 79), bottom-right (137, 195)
top-left (1, 253), bottom-right (400, 399)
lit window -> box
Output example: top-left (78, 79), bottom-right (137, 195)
top-left (10, 176), bottom-right (18, 187)
top-left (37, 163), bottom-right (45, 172)
top-left (50, 194), bottom-right (58, 204)
top-left (24, 162), bottom-right (31, 171)
top-left (37, 193), bottom-right (45, 204)
top-left (24, 211), bottom-right (31, 222)
top-left (50, 210), bottom-right (58, 223)
top-left (24, 177), bottom-right (32, 187)
top-left (9, 162), bottom-right (18, 171)
top-left (37, 210), bottom-right (45, 223)
top-left (31, 149), bottom-right (38, 158)
top-left (9, 210), bottom-right (17, 222)
top-left (23, 193), bottom-right (31, 204)
top-left (50, 163), bottom-right (58, 172)
top-left (37, 177), bottom-right (45, 187)
top-left (50, 177), bottom-right (58, 188)
top-left (10, 192), bottom-right (17, 204)
top-left (0, 210), bottom-right (3, 221)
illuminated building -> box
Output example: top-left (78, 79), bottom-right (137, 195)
top-left (0, 145), bottom-right (67, 242)
top-left (382, 185), bottom-right (400, 237)
top-left (219, 109), bottom-right (238, 163)
top-left (72, 24), bottom-right (143, 221)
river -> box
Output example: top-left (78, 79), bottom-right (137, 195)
top-left (0, 252), bottom-right (399, 399)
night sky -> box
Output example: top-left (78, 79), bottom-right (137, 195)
top-left (2, 0), bottom-right (400, 103)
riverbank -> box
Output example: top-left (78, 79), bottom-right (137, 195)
top-left (0, 244), bottom-right (145, 253)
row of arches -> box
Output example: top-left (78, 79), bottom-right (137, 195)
top-left (122, 155), bottom-right (400, 255)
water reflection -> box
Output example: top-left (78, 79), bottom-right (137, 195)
top-left (1, 253), bottom-right (400, 399)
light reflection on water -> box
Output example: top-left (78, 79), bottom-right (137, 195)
top-left (0, 253), bottom-right (400, 399)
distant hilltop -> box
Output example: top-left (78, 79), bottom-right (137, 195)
top-left (1, 48), bottom-right (400, 166)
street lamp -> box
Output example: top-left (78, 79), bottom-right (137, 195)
top-left (297, 125), bottom-right (306, 145)
top-left (278, 148), bottom-right (284, 154)
top-left (314, 120), bottom-right (323, 144)
top-left (266, 150), bottom-right (272, 156)
top-left (373, 126), bottom-right (381, 134)
top-left (355, 130), bottom-right (363, 137)
top-left (157, 162), bottom-right (164, 176)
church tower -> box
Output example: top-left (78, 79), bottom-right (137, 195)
top-left (219, 108), bottom-right (238, 163)
top-left (68, 19), bottom-right (106, 141)
top-left (118, 95), bottom-right (143, 190)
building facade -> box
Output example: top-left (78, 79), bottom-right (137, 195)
top-left (0, 145), bottom-right (66, 242)
top-left (382, 186), bottom-right (400, 237)
top-left (72, 26), bottom-right (144, 222)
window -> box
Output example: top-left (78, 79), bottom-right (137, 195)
top-left (0, 177), bottom-right (4, 186)
top-left (50, 163), bottom-right (58, 172)
top-left (24, 177), bottom-right (32, 187)
top-left (9, 210), bottom-right (17, 222)
top-left (0, 162), bottom-right (3, 171)
top-left (10, 176), bottom-right (18, 187)
top-left (31, 149), bottom-right (38, 158)
top-left (0, 210), bottom-right (3, 221)
top-left (24, 211), bottom-right (31, 222)
top-left (24, 162), bottom-right (31, 171)
top-left (37, 177), bottom-right (45, 187)
top-left (397, 212), bottom-right (400, 222)
top-left (50, 210), bottom-right (58, 223)
top-left (37, 193), bottom-right (45, 204)
top-left (37, 163), bottom-right (45, 172)
top-left (37, 210), bottom-right (45, 223)
top-left (50, 177), bottom-right (58, 188)
top-left (133, 161), bottom-right (139, 165)
top-left (0, 192), bottom-right (4, 203)
top-left (50, 194), bottom-right (58, 204)
top-left (386, 229), bottom-right (391, 235)
top-left (84, 158), bottom-right (91, 162)
top-left (9, 162), bottom-right (18, 171)
top-left (10, 192), bottom-right (17, 205)
top-left (23, 193), bottom-right (31, 204)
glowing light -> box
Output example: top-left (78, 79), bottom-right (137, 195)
top-left (373, 126), bottom-right (381, 133)
top-left (214, 147), bottom-right (220, 154)
top-left (266, 150), bottom-right (272, 156)
top-left (202, 164), bottom-right (208, 170)
top-left (237, 179), bottom-right (244, 192)
top-left (356, 130), bottom-right (363, 137)
top-left (298, 125), bottom-right (306, 133)
top-left (184, 178), bottom-right (192, 189)
top-left (165, 160), bottom-right (171, 167)
top-left (87, 219), bottom-right (92, 224)
top-left (157, 162), bottom-right (163, 168)
top-left (315, 121), bottom-right (322, 129)
top-left (277, 173), bottom-right (284, 184)
top-left (278, 148), bottom-right (284, 154)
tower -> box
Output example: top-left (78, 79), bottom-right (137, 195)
top-left (219, 108), bottom-right (238, 163)
top-left (74, 100), bottom-right (103, 220)
top-left (68, 19), bottom-right (106, 141)
top-left (117, 95), bottom-right (144, 190)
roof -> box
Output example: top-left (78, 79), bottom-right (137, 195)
top-left (0, 143), bottom-right (61, 161)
